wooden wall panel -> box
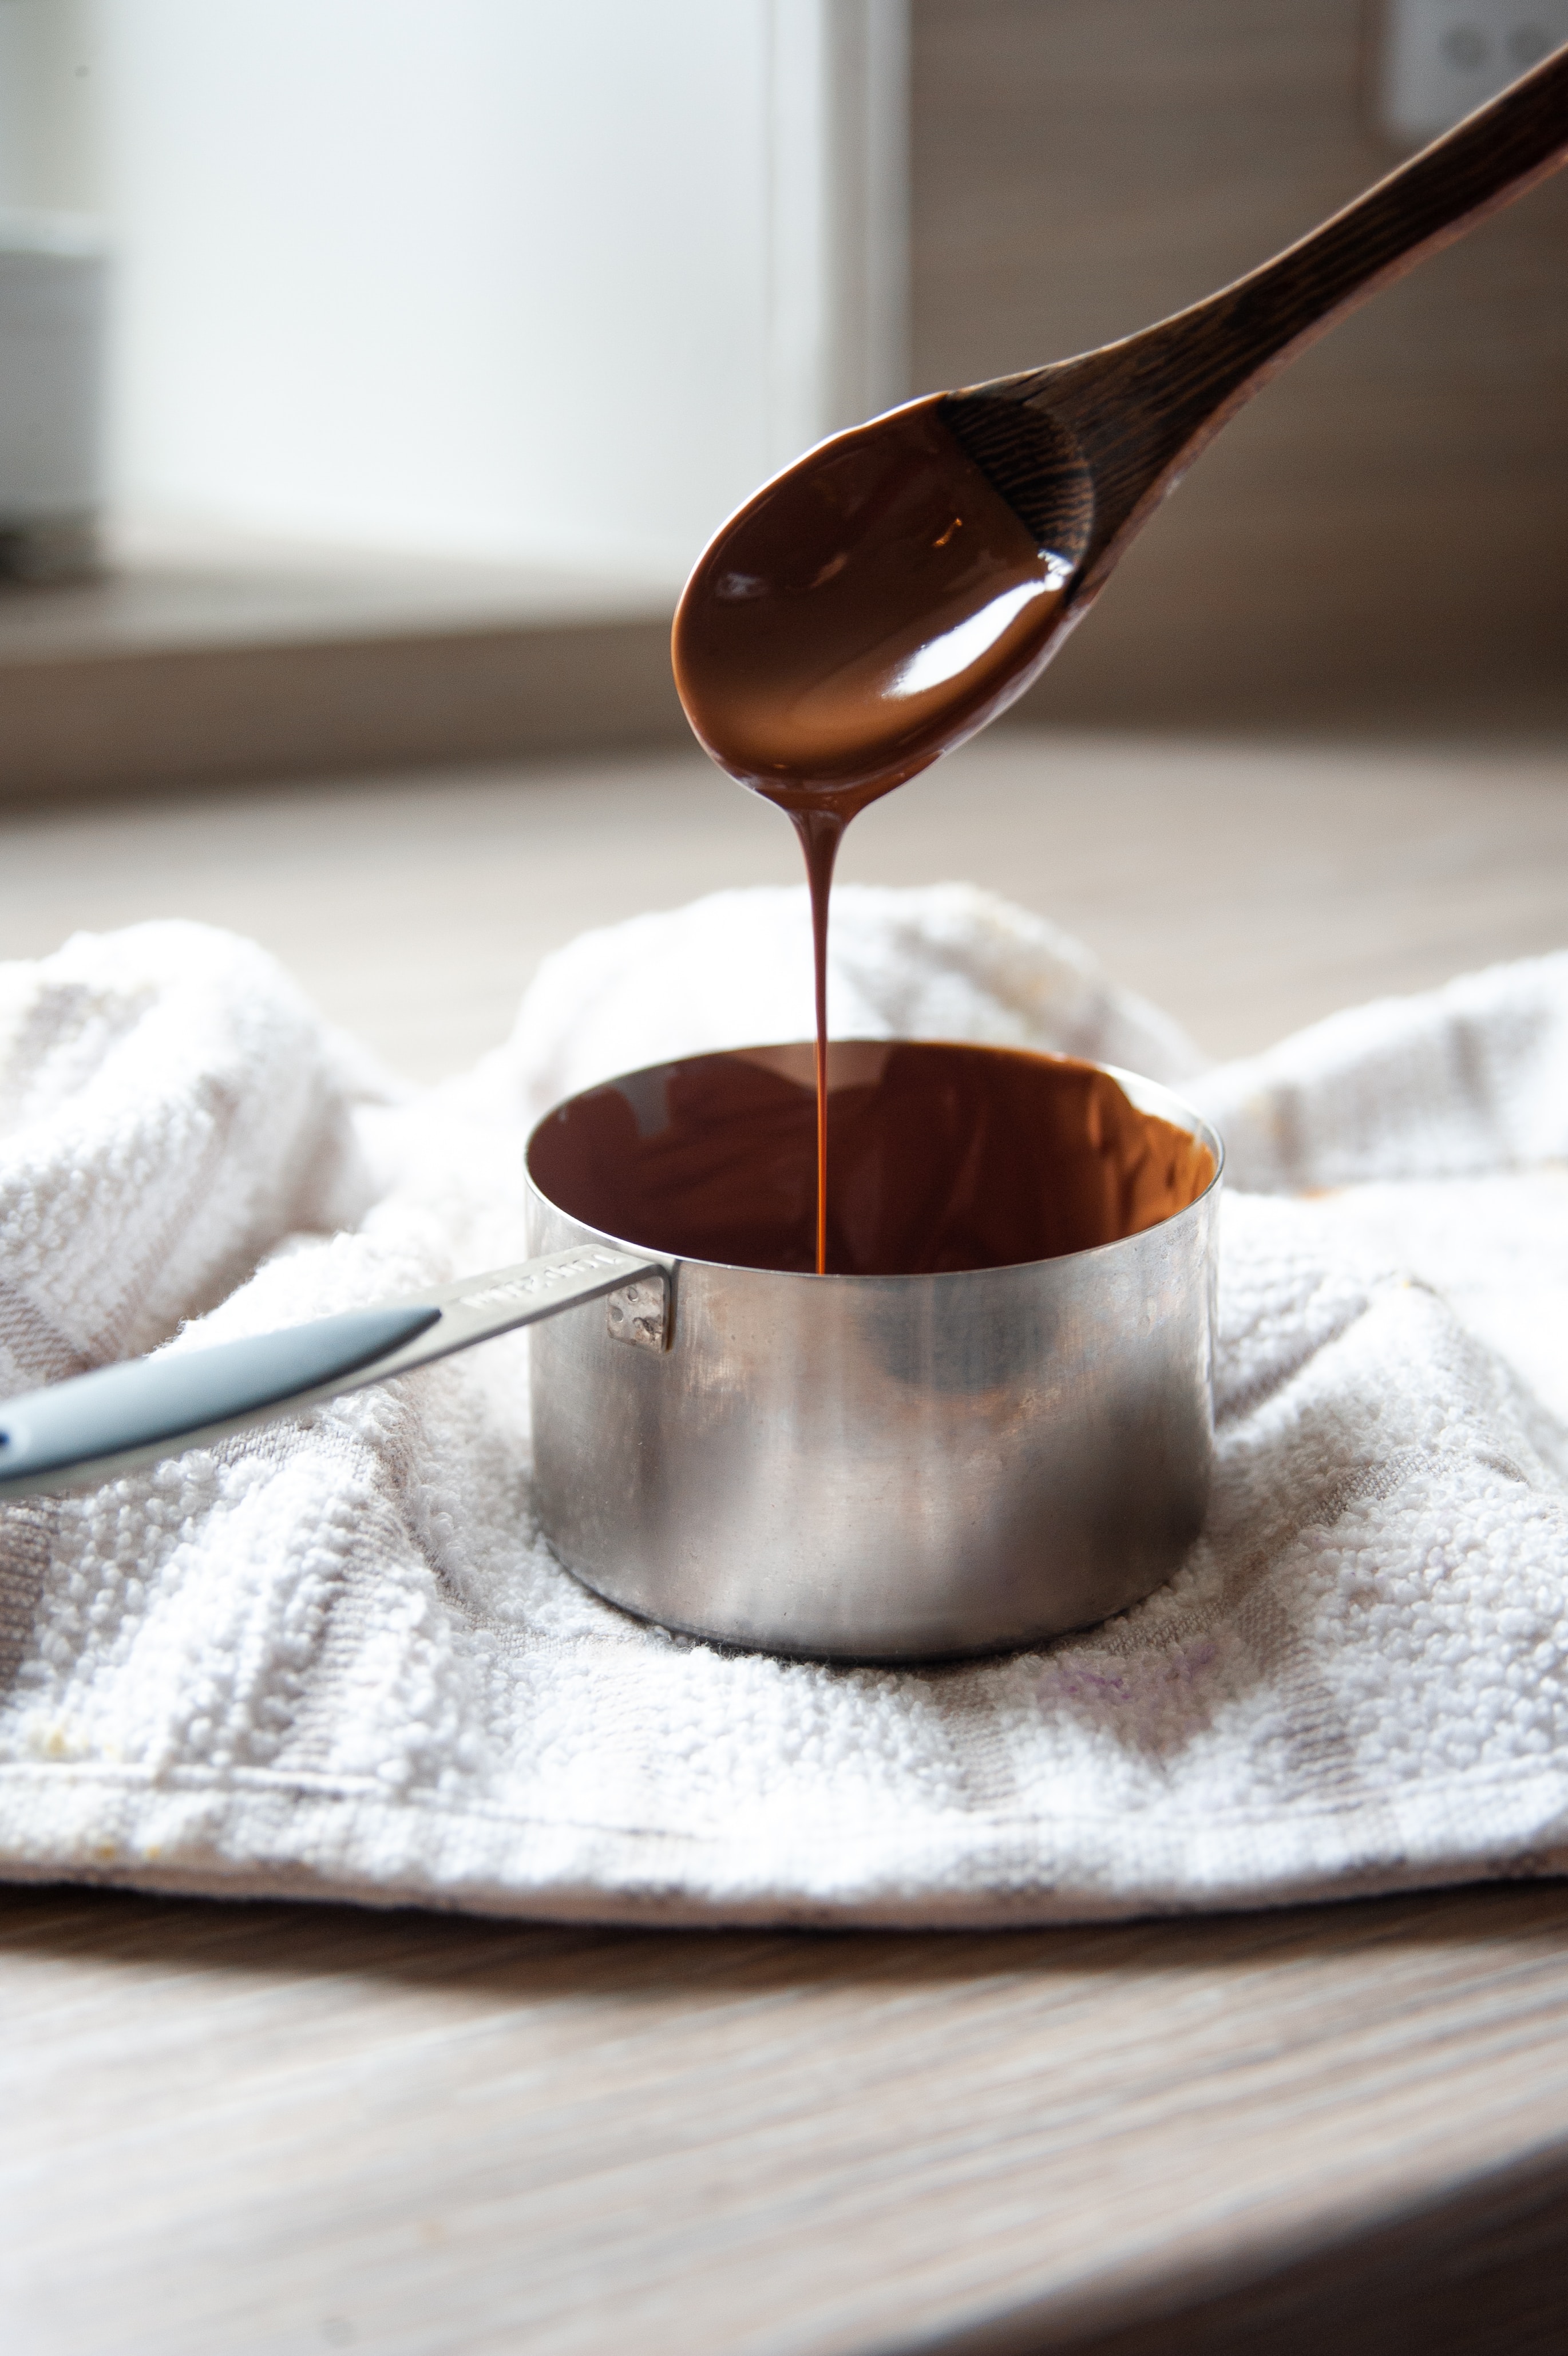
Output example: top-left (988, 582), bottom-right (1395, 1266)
top-left (911, 0), bottom-right (1568, 728)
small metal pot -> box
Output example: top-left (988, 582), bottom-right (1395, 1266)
top-left (526, 1040), bottom-right (1221, 1661)
top-left (0, 1039), bottom-right (1221, 1665)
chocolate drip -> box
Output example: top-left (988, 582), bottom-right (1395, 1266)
top-left (673, 397), bottom-right (1070, 1270)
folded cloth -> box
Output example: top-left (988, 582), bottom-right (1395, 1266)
top-left (2, 891), bottom-right (1567, 1926)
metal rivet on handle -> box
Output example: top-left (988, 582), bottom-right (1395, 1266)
top-left (606, 1278), bottom-right (669, 1354)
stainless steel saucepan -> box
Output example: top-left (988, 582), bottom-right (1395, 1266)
top-left (0, 1041), bottom-right (1222, 1660)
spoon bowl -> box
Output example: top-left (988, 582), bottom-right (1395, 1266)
top-left (674, 398), bottom-right (1091, 808)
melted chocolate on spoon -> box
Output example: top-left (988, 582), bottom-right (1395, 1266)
top-left (672, 396), bottom-right (1073, 1272)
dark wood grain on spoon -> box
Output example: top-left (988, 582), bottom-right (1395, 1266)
top-left (673, 43), bottom-right (1568, 1271)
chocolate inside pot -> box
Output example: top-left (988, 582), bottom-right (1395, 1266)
top-left (528, 1040), bottom-right (1214, 1278)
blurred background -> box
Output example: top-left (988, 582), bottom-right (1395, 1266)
top-left (0, 0), bottom-right (1565, 1074)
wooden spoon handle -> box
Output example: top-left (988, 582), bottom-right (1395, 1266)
top-left (1009, 42), bottom-right (1568, 575)
top-left (1178, 38), bottom-right (1568, 419)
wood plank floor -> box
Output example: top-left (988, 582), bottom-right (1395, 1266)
top-left (3, 724), bottom-right (1568, 2354)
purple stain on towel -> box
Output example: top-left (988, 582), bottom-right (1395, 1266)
top-left (1039, 1638), bottom-right (1221, 1721)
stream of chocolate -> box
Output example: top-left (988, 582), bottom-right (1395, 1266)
top-left (673, 395), bottom-right (1072, 1272)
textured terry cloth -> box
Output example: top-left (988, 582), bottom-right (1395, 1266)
top-left (2, 893), bottom-right (1568, 1927)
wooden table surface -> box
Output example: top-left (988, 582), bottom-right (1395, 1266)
top-left (4, 726), bottom-right (1568, 2353)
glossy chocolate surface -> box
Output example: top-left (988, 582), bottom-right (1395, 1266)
top-left (672, 397), bottom-right (1065, 807)
top-left (528, 1041), bottom-right (1215, 1278)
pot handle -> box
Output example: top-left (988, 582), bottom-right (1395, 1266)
top-left (0, 1244), bottom-right (667, 1501)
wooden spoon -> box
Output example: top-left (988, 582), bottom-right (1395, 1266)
top-left (674, 42), bottom-right (1568, 803)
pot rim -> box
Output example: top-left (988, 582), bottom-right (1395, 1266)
top-left (523, 1037), bottom-right (1225, 1285)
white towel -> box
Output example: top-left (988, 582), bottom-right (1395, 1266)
top-left (2, 888), bottom-right (1567, 1925)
